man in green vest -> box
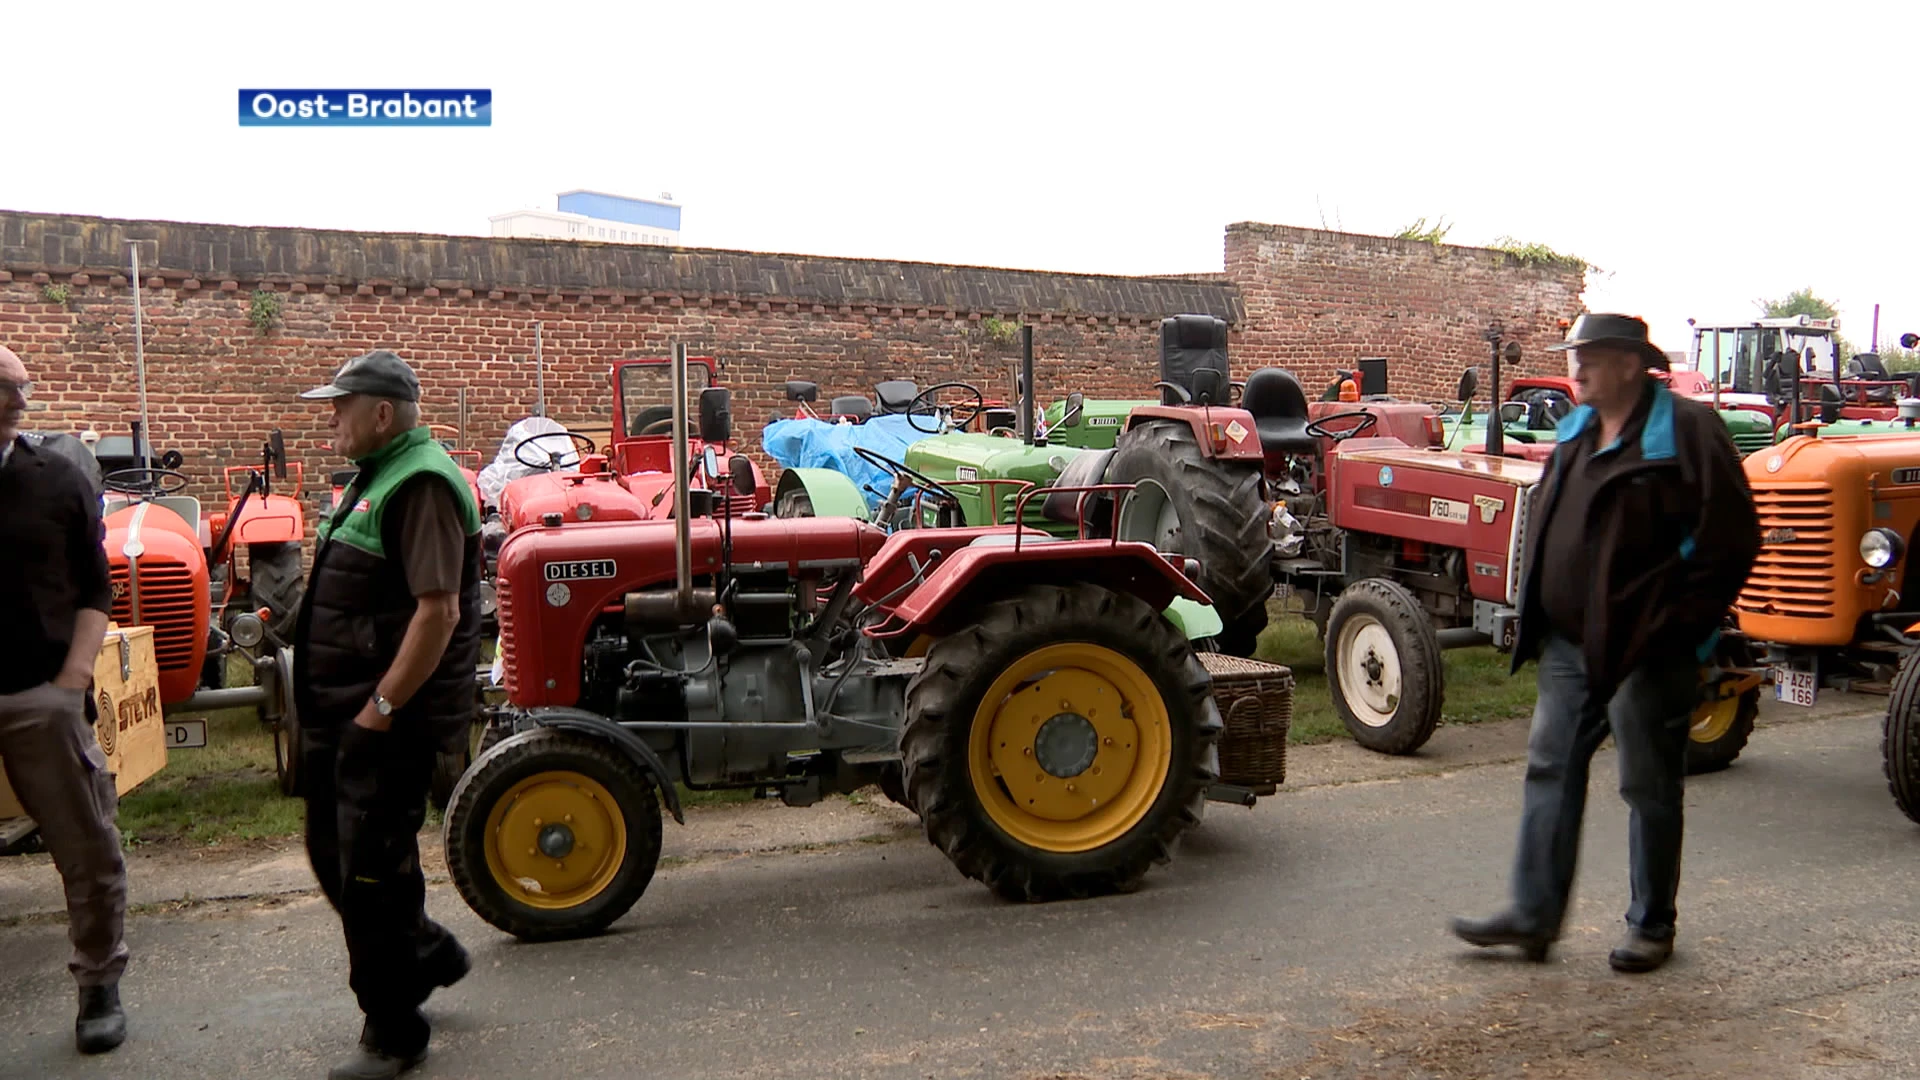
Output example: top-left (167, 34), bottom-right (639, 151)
top-left (293, 350), bottom-right (484, 1080)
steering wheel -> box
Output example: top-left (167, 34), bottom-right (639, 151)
top-left (1305, 410), bottom-right (1379, 443)
top-left (852, 445), bottom-right (963, 507)
top-left (638, 417), bottom-right (679, 436)
top-left (104, 467), bottom-right (190, 495)
top-left (906, 381), bottom-right (987, 434)
top-left (513, 431), bottom-right (597, 470)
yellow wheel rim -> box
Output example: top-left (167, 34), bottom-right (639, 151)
top-left (905, 634), bottom-right (937, 658)
top-left (1691, 690), bottom-right (1739, 744)
top-left (967, 642), bottom-right (1172, 854)
top-left (482, 770), bottom-right (628, 910)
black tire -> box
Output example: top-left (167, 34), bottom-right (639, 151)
top-left (1883, 647), bottom-right (1920, 824)
top-left (429, 736), bottom-right (473, 812)
top-left (1686, 637), bottom-right (1757, 775)
top-left (900, 581), bottom-right (1221, 902)
top-left (1106, 420), bottom-right (1273, 657)
top-left (876, 762), bottom-right (913, 812)
top-left (273, 711), bottom-right (300, 797)
top-left (1324, 578), bottom-right (1444, 755)
top-left (246, 542), bottom-right (306, 637)
top-left (774, 487), bottom-right (815, 518)
top-left (444, 728), bottom-right (664, 941)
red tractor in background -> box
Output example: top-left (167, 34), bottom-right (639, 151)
top-left (439, 344), bottom-right (1284, 942)
top-left (96, 428), bottom-right (310, 793)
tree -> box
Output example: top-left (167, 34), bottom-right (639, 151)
top-left (1756, 287), bottom-right (1840, 321)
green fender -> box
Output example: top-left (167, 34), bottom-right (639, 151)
top-left (1161, 596), bottom-right (1223, 642)
top-left (773, 468), bottom-right (870, 519)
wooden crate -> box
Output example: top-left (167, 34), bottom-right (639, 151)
top-left (0, 625), bottom-right (167, 819)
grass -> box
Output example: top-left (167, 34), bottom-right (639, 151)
top-left (1248, 600), bottom-right (1538, 744)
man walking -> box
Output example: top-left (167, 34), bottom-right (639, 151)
top-left (293, 350), bottom-right (485, 1078)
top-left (0, 343), bottom-right (128, 1053)
top-left (1450, 314), bottom-right (1760, 973)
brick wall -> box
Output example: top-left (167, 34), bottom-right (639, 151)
top-left (1224, 221), bottom-right (1587, 399)
top-left (0, 210), bottom-right (1585, 506)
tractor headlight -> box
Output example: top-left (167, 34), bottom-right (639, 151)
top-left (479, 579), bottom-right (498, 617)
top-left (1860, 527), bottom-right (1904, 569)
top-left (228, 611), bottom-right (266, 649)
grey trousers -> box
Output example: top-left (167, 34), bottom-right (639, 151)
top-left (0, 681), bottom-right (130, 987)
top-left (1509, 634), bottom-right (1697, 940)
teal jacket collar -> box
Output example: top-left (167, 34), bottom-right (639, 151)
top-left (1553, 380), bottom-right (1677, 460)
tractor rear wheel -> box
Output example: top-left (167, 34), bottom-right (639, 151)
top-left (1686, 637), bottom-right (1758, 775)
top-left (444, 728), bottom-right (663, 941)
top-left (1883, 647), bottom-right (1920, 824)
top-left (246, 542), bottom-right (306, 638)
top-left (1325, 578), bottom-right (1445, 755)
top-left (900, 581), bottom-right (1220, 902)
top-left (1106, 420), bottom-right (1273, 657)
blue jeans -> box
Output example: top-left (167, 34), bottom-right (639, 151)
top-left (1509, 633), bottom-right (1697, 940)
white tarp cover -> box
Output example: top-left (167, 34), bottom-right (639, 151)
top-left (478, 417), bottom-right (584, 505)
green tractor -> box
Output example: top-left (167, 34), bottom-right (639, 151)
top-left (770, 321), bottom-right (1278, 655)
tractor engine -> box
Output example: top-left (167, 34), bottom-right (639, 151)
top-left (493, 514), bottom-right (909, 793)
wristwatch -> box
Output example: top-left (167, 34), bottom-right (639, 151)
top-left (371, 694), bottom-right (395, 717)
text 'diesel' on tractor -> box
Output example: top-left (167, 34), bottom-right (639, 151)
top-left (441, 344), bottom-right (1296, 942)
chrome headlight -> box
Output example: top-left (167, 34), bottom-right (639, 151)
top-left (479, 579), bottom-right (498, 617)
top-left (228, 611), bottom-right (266, 649)
top-left (1860, 527), bottom-right (1904, 569)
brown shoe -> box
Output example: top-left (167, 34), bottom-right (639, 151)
top-left (1608, 928), bottom-right (1674, 973)
top-left (1449, 911), bottom-right (1554, 963)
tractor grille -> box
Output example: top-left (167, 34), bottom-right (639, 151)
top-left (996, 489), bottom-right (1055, 531)
top-left (1734, 483), bottom-right (1835, 619)
top-left (495, 576), bottom-right (518, 697)
top-left (111, 559), bottom-right (200, 672)
top-left (1731, 430), bottom-right (1773, 456)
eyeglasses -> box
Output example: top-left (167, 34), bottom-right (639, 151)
top-left (0, 380), bottom-right (30, 402)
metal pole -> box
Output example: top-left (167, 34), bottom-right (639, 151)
top-left (533, 321), bottom-right (545, 416)
top-left (1712, 328), bottom-right (1722, 411)
top-left (1484, 327), bottom-right (1503, 457)
top-left (458, 386), bottom-right (469, 451)
top-left (1873, 303), bottom-right (1881, 352)
top-left (670, 342), bottom-right (693, 618)
top-left (1019, 325), bottom-right (1035, 445)
top-left (129, 243), bottom-right (151, 471)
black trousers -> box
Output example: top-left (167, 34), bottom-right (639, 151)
top-left (303, 718), bottom-right (461, 1055)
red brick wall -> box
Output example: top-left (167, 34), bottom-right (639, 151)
top-left (1225, 221), bottom-right (1587, 399)
top-left (0, 211), bottom-right (1587, 509)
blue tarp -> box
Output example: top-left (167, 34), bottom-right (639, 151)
top-left (761, 414), bottom-right (933, 513)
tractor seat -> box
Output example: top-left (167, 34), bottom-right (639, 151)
top-left (874, 380), bottom-right (919, 415)
top-left (967, 532), bottom-right (1060, 547)
top-left (1240, 367), bottom-right (1319, 455)
top-left (1041, 449), bottom-right (1116, 527)
top-left (830, 395), bottom-right (873, 420)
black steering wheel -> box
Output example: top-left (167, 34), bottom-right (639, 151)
top-left (1305, 410), bottom-right (1379, 443)
top-left (104, 467), bottom-right (189, 495)
top-left (852, 446), bottom-right (962, 507)
top-left (906, 381), bottom-right (987, 435)
top-left (513, 431), bottom-right (597, 469)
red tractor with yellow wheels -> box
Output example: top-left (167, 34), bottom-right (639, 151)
top-left (440, 346), bottom-right (1284, 941)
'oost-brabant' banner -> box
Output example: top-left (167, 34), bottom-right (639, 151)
top-left (238, 90), bottom-right (492, 126)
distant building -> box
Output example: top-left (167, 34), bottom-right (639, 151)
top-left (489, 189), bottom-right (681, 246)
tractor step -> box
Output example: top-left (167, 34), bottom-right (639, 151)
top-left (0, 816), bottom-right (40, 855)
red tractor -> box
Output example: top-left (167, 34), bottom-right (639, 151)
top-left (96, 429), bottom-right (309, 792)
top-left (439, 347), bottom-right (1274, 941)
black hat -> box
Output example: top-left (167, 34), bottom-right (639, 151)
top-left (298, 349), bottom-right (421, 402)
top-left (1546, 314), bottom-right (1670, 371)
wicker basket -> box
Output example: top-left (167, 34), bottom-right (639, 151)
top-left (1200, 653), bottom-right (1295, 794)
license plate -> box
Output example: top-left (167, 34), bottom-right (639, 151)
top-left (1772, 667), bottom-right (1817, 707)
top-left (165, 719), bottom-right (207, 749)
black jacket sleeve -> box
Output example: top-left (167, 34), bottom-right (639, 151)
top-left (69, 470), bottom-right (113, 615)
top-left (1672, 406), bottom-right (1761, 640)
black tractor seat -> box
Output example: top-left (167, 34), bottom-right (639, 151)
top-left (829, 395), bottom-right (873, 420)
top-left (1240, 367), bottom-right (1318, 455)
top-left (874, 380), bottom-right (920, 415)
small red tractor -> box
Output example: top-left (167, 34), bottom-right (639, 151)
top-left (439, 346), bottom-right (1284, 941)
top-left (95, 428), bottom-right (309, 792)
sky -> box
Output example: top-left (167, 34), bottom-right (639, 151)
top-left (4, 0), bottom-right (1914, 361)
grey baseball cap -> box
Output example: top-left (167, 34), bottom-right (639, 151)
top-left (298, 349), bottom-right (421, 402)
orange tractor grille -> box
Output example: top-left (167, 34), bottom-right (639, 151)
top-left (1735, 483), bottom-right (1835, 619)
top-left (495, 576), bottom-right (518, 697)
top-left (110, 559), bottom-right (202, 671)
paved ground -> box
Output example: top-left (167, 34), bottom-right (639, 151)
top-left (2, 693), bottom-right (1916, 1079)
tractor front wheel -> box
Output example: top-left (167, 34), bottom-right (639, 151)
top-left (1324, 578), bottom-right (1444, 755)
top-left (444, 728), bottom-right (664, 941)
top-left (1883, 647), bottom-right (1920, 824)
top-left (1686, 637), bottom-right (1758, 775)
top-left (901, 581), bottom-right (1220, 902)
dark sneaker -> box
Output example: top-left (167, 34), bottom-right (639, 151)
top-left (1608, 928), bottom-right (1675, 973)
top-left (1449, 911), bottom-right (1555, 962)
top-left (328, 1043), bottom-right (427, 1080)
top-left (75, 983), bottom-right (126, 1054)
top-left (425, 939), bottom-right (471, 991)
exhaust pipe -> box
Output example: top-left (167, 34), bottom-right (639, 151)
top-left (671, 342), bottom-right (694, 617)
top-left (1020, 325), bottom-right (1035, 446)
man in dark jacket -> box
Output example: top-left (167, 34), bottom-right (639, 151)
top-left (0, 343), bottom-right (128, 1053)
top-left (293, 350), bottom-right (485, 1079)
top-left (1450, 314), bottom-right (1760, 973)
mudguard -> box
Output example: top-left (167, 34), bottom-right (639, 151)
top-left (1120, 404), bottom-right (1266, 462)
top-left (774, 468), bottom-right (870, 520)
